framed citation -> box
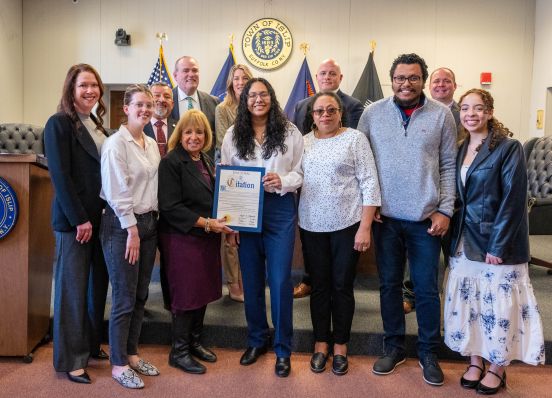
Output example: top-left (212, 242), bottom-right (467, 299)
top-left (213, 165), bottom-right (265, 232)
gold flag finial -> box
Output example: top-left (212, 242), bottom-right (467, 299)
top-left (156, 32), bottom-right (168, 46)
top-left (229, 33), bottom-right (235, 46)
top-left (370, 40), bottom-right (376, 53)
top-left (299, 42), bottom-right (309, 56)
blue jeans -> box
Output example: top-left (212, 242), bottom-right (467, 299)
top-left (238, 192), bottom-right (296, 358)
top-left (100, 206), bottom-right (158, 366)
top-left (373, 216), bottom-right (441, 357)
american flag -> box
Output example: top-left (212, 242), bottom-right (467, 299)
top-left (147, 45), bottom-right (174, 87)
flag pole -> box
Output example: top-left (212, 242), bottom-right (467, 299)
top-left (369, 40), bottom-right (376, 54)
top-left (228, 33), bottom-right (236, 63)
top-left (299, 42), bottom-right (310, 57)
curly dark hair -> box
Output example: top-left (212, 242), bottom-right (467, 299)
top-left (389, 53), bottom-right (429, 83)
top-left (58, 63), bottom-right (106, 133)
top-left (233, 77), bottom-right (289, 160)
top-left (302, 92), bottom-right (346, 133)
top-left (458, 88), bottom-right (513, 151)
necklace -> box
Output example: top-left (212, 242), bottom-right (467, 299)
top-left (468, 136), bottom-right (488, 155)
top-left (315, 127), bottom-right (342, 139)
top-left (190, 153), bottom-right (201, 161)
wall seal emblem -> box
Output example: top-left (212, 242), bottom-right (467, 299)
top-left (0, 177), bottom-right (18, 239)
top-left (242, 18), bottom-right (293, 71)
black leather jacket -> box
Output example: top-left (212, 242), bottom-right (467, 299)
top-left (450, 133), bottom-right (530, 264)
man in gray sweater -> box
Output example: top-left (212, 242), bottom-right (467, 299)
top-left (357, 53), bottom-right (457, 386)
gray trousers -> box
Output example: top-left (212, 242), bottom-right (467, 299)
top-left (53, 230), bottom-right (107, 372)
top-left (100, 207), bottom-right (157, 366)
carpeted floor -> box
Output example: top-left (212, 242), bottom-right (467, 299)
top-left (0, 343), bottom-right (550, 398)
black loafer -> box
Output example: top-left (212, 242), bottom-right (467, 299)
top-left (191, 343), bottom-right (217, 363)
top-left (240, 346), bottom-right (268, 366)
top-left (66, 370), bottom-right (91, 384)
top-left (310, 352), bottom-right (329, 373)
top-left (91, 348), bottom-right (109, 360)
top-left (275, 357), bottom-right (291, 377)
top-left (332, 355), bottom-right (349, 376)
top-left (460, 363), bottom-right (485, 389)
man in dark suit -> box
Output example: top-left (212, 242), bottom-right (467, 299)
top-left (429, 67), bottom-right (460, 126)
top-left (291, 58), bottom-right (364, 134)
top-left (292, 58), bottom-right (364, 299)
top-left (171, 56), bottom-right (219, 158)
top-left (145, 82), bottom-right (177, 157)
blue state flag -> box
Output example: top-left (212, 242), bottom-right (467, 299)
top-left (211, 45), bottom-right (236, 101)
top-left (284, 57), bottom-right (316, 120)
top-left (147, 45), bottom-right (174, 88)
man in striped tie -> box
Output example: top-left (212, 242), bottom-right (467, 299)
top-left (144, 82), bottom-right (177, 157)
top-left (171, 56), bottom-right (219, 159)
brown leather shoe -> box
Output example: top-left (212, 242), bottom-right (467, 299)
top-left (293, 283), bottom-right (312, 299)
top-left (403, 301), bottom-right (413, 314)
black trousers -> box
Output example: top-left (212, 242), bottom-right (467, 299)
top-left (301, 223), bottom-right (360, 344)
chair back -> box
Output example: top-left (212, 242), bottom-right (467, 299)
top-left (0, 123), bottom-right (44, 154)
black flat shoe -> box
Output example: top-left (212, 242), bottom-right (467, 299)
top-left (310, 352), bottom-right (329, 373)
top-left (332, 355), bottom-right (348, 376)
top-left (66, 371), bottom-right (91, 384)
top-left (476, 370), bottom-right (506, 395)
top-left (240, 346), bottom-right (268, 366)
top-left (191, 343), bottom-right (217, 363)
top-left (275, 357), bottom-right (291, 377)
top-left (460, 363), bottom-right (485, 389)
top-left (90, 348), bottom-right (109, 360)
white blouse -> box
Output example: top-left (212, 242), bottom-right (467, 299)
top-left (221, 123), bottom-right (304, 195)
top-left (100, 125), bottom-right (161, 229)
top-left (299, 128), bottom-right (381, 232)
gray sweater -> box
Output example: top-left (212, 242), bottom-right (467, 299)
top-left (357, 96), bottom-right (457, 221)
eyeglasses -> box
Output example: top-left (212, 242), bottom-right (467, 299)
top-left (392, 75), bottom-right (422, 84)
top-left (129, 101), bottom-right (153, 110)
top-left (247, 92), bottom-right (270, 100)
top-left (312, 107), bottom-right (341, 117)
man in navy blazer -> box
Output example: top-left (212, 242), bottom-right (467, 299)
top-left (292, 58), bottom-right (364, 299)
top-left (291, 58), bottom-right (364, 134)
top-left (171, 56), bottom-right (219, 159)
top-left (145, 82), bottom-right (178, 157)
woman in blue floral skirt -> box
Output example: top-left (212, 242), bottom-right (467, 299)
top-left (444, 89), bottom-right (544, 395)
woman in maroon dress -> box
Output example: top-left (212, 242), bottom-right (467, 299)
top-left (158, 109), bottom-right (233, 374)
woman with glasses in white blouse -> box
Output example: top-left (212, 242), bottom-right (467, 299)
top-left (221, 77), bottom-right (303, 378)
top-left (100, 84), bottom-right (161, 389)
top-left (299, 92), bottom-right (381, 375)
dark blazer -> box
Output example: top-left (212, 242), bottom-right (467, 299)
top-left (291, 90), bottom-right (364, 134)
top-left (143, 117), bottom-right (178, 142)
top-left (44, 112), bottom-right (108, 231)
top-left (451, 101), bottom-right (460, 127)
top-left (158, 144), bottom-right (215, 237)
top-left (171, 88), bottom-right (219, 156)
top-left (450, 133), bottom-right (530, 264)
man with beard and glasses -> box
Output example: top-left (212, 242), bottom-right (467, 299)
top-left (145, 82), bottom-right (178, 158)
top-left (357, 53), bottom-right (456, 387)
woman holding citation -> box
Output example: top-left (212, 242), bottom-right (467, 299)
top-left (158, 109), bottom-right (232, 374)
top-left (221, 77), bottom-right (303, 377)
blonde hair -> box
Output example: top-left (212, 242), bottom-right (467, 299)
top-left (168, 109), bottom-right (213, 153)
top-left (221, 64), bottom-right (253, 109)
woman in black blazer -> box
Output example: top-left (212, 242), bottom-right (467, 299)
top-left (158, 109), bottom-right (233, 374)
top-left (43, 63), bottom-right (109, 383)
top-left (444, 89), bottom-right (544, 395)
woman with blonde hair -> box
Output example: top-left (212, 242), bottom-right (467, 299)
top-left (215, 63), bottom-right (253, 301)
top-left (159, 109), bottom-right (233, 374)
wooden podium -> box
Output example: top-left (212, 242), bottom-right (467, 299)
top-left (0, 154), bottom-right (54, 361)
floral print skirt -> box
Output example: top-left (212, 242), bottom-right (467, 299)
top-left (444, 251), bottom-right (545, 366)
